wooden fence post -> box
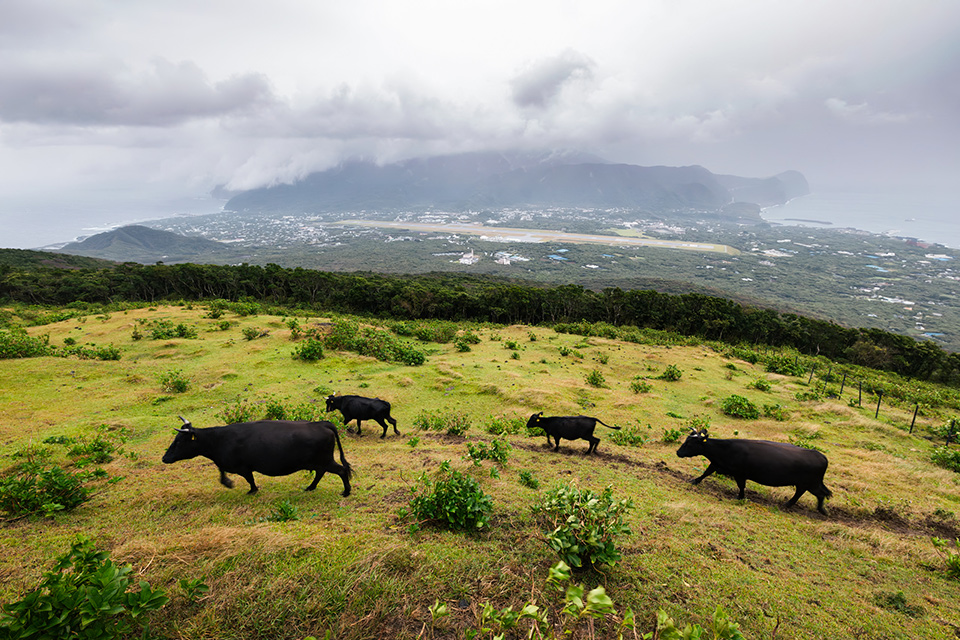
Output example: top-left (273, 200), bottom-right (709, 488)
top-left (839, 372), bottom-right (847, 396)
top-left (808, 365), bottom-right (816, 384)
top-left (910, 404), bottom-right (919, 434)
top-left (875, 390), bottom-right (883, 419)
top-left (858, 381), bottom-right (862, 406)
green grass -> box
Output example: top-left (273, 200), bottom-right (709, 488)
top-left (2, 304), bottom-right (960, 638)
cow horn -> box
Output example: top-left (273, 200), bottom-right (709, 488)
top-left (178, 415), bottom-right (193, 429)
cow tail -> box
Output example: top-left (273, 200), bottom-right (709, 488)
top-left (597, 419), bottom-right (620, 430)
top-left (332, 426), bottom-right (352, 480)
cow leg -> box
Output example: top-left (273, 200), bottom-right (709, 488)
top-left (784, 486), bottom-right (806, 508)
top-left (218, 469), bottom-right (235, 489)
top-left (735, 477), bottom-right (747, 500)
top-left (355, 420), bottom-right (363, 436)
top-left (816, 494), bottom-right (828, 516)
top-left (587, 436), bottom-right (600, 454)
top-left (305, 470), bottom-right (324, 491)
top-left (388, 416), bottom-right (400, 435)
top-left (692, 463), bottom-right (716, 485)
top-left (553, 437), bottom-right (561, 451)
top-left (241, 472), bottom-right (258, 495)
top-left (375, 418), bottom-right (389, 439)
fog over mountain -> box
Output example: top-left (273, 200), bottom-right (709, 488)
top-left (0, 1), bottom-right (957, 248)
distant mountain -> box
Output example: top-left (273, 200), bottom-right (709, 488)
top-left (56, 225), bottom-right (233, 263)
top-left (224, 150), bottom-right (808, 217)
top-left (0, 248), bottom-right (116, 270)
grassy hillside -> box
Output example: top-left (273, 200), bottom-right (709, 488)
top-left (2, 305), bottom-right (960, 638)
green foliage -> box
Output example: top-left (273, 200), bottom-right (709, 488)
top-left (0, 329), bottom-right (52, 359)
top-left (291, 337), bottom-right (325, 361)
top-left (241, 326), bottom-right (269, 340)
top-left (518, 470), bottom-right (540, 489)
top-left (483, 415), bottom-right (527, 436)
top-left (454, 338), bottom-right (472, 352)
top-left (533, 484), bottom-right (632, 569)
top-left (263, 397), bottom-right (288, 421)
top-left (266, 499), bottom-right (299, 523)
top-left (764, 354), bottom-right (805, 377)
top-left (748, 377), bottom-right (772, 392)
top-left (157, 369), bottom-right (189, 394)
top-left (503, 340), bottom-right (520, 351)
top-left (629, 377), bottom-right (652, 394)
top-left (61, 343), bottom-right (122, 361)
top-left (609, 423), bottom-right (649, 447)
top-left (406, 437), bottom-right (420, 448)
top-left (789, 429), bottom-right (826, 452)
top-left (661, 428), bottom-right (683, 444)
top-left (795, 389), bottom-right (823, 402)
top-left (178, 577), bottom-right (209, 604)
top-left (657, 364), bottom-right (683, 381)
top-left (459, 330), bottom-right (482, 344)
top-left (931, 447), bottom-right (960, 473)
top-left (933, 418), bottom-right (960, 446)
top-left (649, 606), bottom-right (747, 640)
top-left (408, 461), bottom-right (493, 531)
top-left (585, 369), bottom-right (606, 388)
top-left (720, 394), bottom-right (760, 419)
top-left (763, 403), bottom-right (788, 421)
top-left (0, 465), bottom-right (89, 518)
top-left (149, 320), bottom-right (197, 340)
top-left (0, 535), bottom-right (169, 640)
top-left (464, 438), bottom-right (511, 466)
top-left (217, 398), bottom-right (256, 424)
top-left (932, 537), bottom-right (960, 580)
top-left (414, 410), bottom-right (471, 436)
top-left (324, 319), bottom-right (425, 365)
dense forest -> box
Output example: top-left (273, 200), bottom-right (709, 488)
top-left (2, 260), bottom-right (958, 384)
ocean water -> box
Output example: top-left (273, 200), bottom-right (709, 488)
top-left (761, 190), bottom-right (960, 250)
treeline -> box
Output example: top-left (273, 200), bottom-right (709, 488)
top-left (2, 261), bottom-right (958, 384)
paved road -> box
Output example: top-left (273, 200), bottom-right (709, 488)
top-left (337, 220), bottom-right (738, 255)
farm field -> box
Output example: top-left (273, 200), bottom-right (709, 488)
top-left (2, 304), bottom-right (960, 639)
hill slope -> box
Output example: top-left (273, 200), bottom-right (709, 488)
top-left (56, 225), bottom-right (235, 263)
top-left (2, 305), bottom-right (959, 639)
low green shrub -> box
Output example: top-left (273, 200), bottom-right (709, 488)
top-left (932, 447), bottom-right (960, 473)
top-left (533, 484), bottom-right (632, 569)
top-left (609, 424), bottom-right (648, 447)
top-left (149, 320), bottom-right (197, 340)
top-left (157, 369), bottom-right (189, 394)
top-left (414, 410), bottom-right (471, 436)
top-left (629, 377), bottom-right (652, 394)
top-left (0, 464), bottom-right (89, 518)
top-left (408, 461), bottom-right (493, 531)
top-left (518, 470), bottom-right (540, 489)
top-left (763, 403), bottom-right (788, 421)
top-left (764, 354), bottom-right (805, 376)
top-left (720, 394), bottom-right (760, 419)
top-left (0, 329), bottom-right (52, 359)
top-left (241, 326), bottom-right (269, 340)
top-left (933, 536), bottom-right (960, 580)
top-left (292, 338), bottom-right (325, 361)
top-left (483, 415), bottom-right (526, 435)
top-left (0, 535), bottom-right (169, 639)
top-left (464, 438), bottom-right (511, 466)
top-left (585, 369), bottom-right (606, 388)
top-left (217, 398), bottom-right (256, 424)
top-left (748, 377), bottom-right (772, 392)
top-left (657, 364), bottom-right (682, 381)
top-left (661, 428), bottom-right (683, 444)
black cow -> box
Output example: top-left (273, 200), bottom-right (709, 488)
top-left (526, 412), bottom-right (620, 454)
top-left (162, 416), bottom-right (351, 496)
top-left (676, 430), bottom-right (832, 514)
top-left (325, 394), bottom-right (399, 438)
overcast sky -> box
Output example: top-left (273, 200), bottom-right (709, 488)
top-left (2, 0), bottom-right (959, 247)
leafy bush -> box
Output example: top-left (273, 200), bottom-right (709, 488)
top-left (454, 338), bottom-right (471, 352)
top-left (0, 329), bottom-right (52, 359)
top-left (748, 377), bottom-right (772, 392)
top-left (241, 326), bottom-right (269, 340)
top-left (157, 369), bottom-right (189, 394)
top-left (932, 447), bottom-right (960, 473)
top-left (789, 430), bottom-right (826, 452)
top-left (464, 438), bottom-right (511, 466)
top-left (933, 536), bottom-right (960, 580)
top-left (764, 354), bottom-right (805, 376)
top-left (763, 403), bottom-right (788, 421)
top-left (720, 394), bottom-right (760, 419)
top-left (459, 330), bottom-right (482, 344)
top-left (408, 461), bottom-right (493, 531)
top-left (533, 484), bottom-right (632, 569)
top-left (629, 377), bottom-right (652, 394)
top-left (263, 397), bottom-right (288, 421)
top-left (149, 320), bottom-right (197, 340)
top-left (933, 418), bottom-right (960, 446)
top-left (0, 465), bottom-right (89, 518)
top-left (62, 343), bottom-right (122, 361)
top-left (291, 338), bottom-right (325, 361)
top-left (661, 428), bottom-right (683, 444)
top-left (0, 535), bottom-right (169, 639)
top-left (324, 319), bottom-right (425, 365)
top-left (609, 424), bottom-right (648, 447)
top-left (657, 364), bottom-right (682, 381)
top-left (266, 499), bottom-right (299, 522)
top-left (217, 398), bottom-right (256, 424)
top-left (585, 369), bottom-right (606, 388)
top-left (414, 410), bottom-right (471, 436)
top-left (483, 415), bottom-right (527, 435)
top-left (518, 470), bottom-right (540, 489)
